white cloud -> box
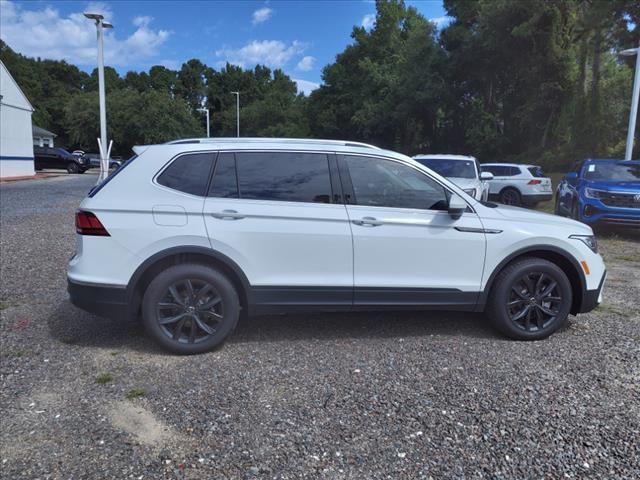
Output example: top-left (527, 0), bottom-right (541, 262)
top-left (293, 79), bottom-right (319, 96)
top-left (296, 55), bottom-right (315, 72)
top-left (216, 40), bottom-right (306, 69)
top-left (252, 7), bottom-right (273, 25)
top-left (430, 16), bottom-right (452, 28)
top-left (0, 0), bottom-right (171, 67)
top-left (361, 13), bottom-right (375, 30)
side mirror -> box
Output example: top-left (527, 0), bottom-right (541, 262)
top-left (448, 193), bottom-right (467, 220)
top-left (480, 171), bottom-right (494, 181)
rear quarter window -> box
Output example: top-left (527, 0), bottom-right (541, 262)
top-left (156, 153), bottom-right (215, 196)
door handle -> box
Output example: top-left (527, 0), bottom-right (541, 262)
top-left (352, 216), bottom-right (383, 227)
top-left (211, 209), bottom-right (245, 220)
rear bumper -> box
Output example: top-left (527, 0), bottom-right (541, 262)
top-left (578, 270), bottom-right (606, 314)
top-left (68, 278), bottom-right (131, 320)
top-left (522, 193), bottom-right (553, 203)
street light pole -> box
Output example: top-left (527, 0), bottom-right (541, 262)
top-left (620, 42), bottom-right (640, 161)
top-left (231, 91), bottom-right (240, 137)
top-left (84, 12), bottom-right (113, 181)
top-left (197, 108), bottom-right (210, 137)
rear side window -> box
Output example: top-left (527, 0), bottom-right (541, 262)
top-left (157, 153), bottom-right (215, 196)
top-left (208, 152), bottom-right (239, 198)
top-left (235, 152), bottom-right (332, 204)
top-left (509, 166), bottom-right (522, 176)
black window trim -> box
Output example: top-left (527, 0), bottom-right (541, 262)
top-left (152, 150), bottom-right (218, 198)
top-left (336, 153), bottom-right (475, 214)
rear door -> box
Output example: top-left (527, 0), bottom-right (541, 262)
top-left (339, 154), bottom-right (486, 308)
top-left (202, 150), bottom-right (353, 308)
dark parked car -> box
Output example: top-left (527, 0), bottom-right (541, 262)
top-left (82, 153), bottom-right (123, 170)
top-left (34, 146), bottom-right (89, 174)
top-left (555, 159), bottom-right (640, 228)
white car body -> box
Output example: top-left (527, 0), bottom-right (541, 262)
top-left (412, 154), bottom-right (490, 201)
top-left (67, 138), bottom-right (606, 351)
top-left (480, 163), bottom-right (553, 206)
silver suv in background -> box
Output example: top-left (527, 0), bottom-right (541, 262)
top-left (413, 154), bottom-right (492, 201)
top-left (480, 163), bottom-right (552, 207)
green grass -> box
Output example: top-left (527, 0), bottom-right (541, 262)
top-left (95, 373), bottom-right (114, 384)
top-left (125, 388), bottom-right (147, 400)
top-left (596, 303), bottom-right (630, 318)
top-left (0, 302), bottom-right (9, 311)
top-left (615, 254), bottom-right (640, 262)
top-left (2, 350), bottom-right (30, 358)
top-left (60, 336), bottom-right (77, 345)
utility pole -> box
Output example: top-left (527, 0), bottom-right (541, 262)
top-left (620, 42), bottom-right (640, 160)
top-left (231, 91), bottom-right (240, 137)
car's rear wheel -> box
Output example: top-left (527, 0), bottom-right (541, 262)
top-left (142, 264), bottom-right (240, 354)
top-left (486, 258), bottom-right (572, 340)
top-left (66, 162), bottom-right (79, 174)
top-left (499, 188), bottom-right (521, 206)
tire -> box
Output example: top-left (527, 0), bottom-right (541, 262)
top-left (554, 196), bottom-right (561, 215)
top-left (499, 188), bottom-right (521, 206)
top-left (66, 162), bottom-right (79, 174)
top-left (571, 201), bottom-right (580, 221)
top-left (486, 257), bottom-right (572, 340)
top-left (142, 264), bottom-right (240, 354)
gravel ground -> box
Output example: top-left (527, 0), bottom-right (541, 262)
top-left (1, 175), bottom-right (639, 479)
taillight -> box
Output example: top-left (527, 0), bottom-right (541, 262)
top-left (75, 210), bottom-right (110, 236)
top-left (527, 179), bottom-right (542, 185)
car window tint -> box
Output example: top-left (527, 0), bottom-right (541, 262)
top-left (345, 155), bottom-right (448, 210)
top-left (527, 166), bottom-right (545, 178)
top-left (236, 152), bottom-right (332, 204)
top-left (157, 153), bottom-right (214, 196)
top-left (509, 166), bottom-right (520, 176)
top-left (208, 152), bottom-right (238, 198)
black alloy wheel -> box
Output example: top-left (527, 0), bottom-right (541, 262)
top-left (507, 272), bottom-right (562, 332)
top-left (499, 188), bottom-right (521, 206)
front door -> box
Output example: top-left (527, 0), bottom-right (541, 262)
top-left (339, 154), bottom-right (486, 308)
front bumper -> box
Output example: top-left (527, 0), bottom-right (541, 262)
top-left (579, 198), bottom-right (640, 227)
top-left (578, 270), bottom-right (606, 314)
top-left (68, 278), bottom-right (131, 320)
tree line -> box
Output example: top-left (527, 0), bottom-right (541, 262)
top-left (1, 0), bottom-right (638, 168)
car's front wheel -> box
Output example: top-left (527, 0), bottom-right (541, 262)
top-left (486, 258), bottom-right (572, 340)
top-left (66, 162), bottom-right (79, 174)
top-left (142, 264), bottom-right (240, 354)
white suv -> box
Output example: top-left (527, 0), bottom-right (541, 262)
top-left (413, 154), bottom-right (492, 201)
top-left (68, 138), bottom-right (606, 354)
top-left (480, 163), bottom-right (553, 207)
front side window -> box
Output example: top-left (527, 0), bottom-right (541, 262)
top-left (415, 158), bottom-right (477, 179)
top-left (235, 152), bottom-right (332, 204)
top-left (156, 152), bottom-right (215, 196)
top-left (344, 155), bottom-right (448, 210)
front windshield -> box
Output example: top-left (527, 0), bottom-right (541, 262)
top-left (584, 162), bottom-right (640, 181)
top-left (415, 158), bottom-right (476, 179)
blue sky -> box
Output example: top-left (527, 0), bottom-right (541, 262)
top-left (0, 0), bottom-right (449, 94)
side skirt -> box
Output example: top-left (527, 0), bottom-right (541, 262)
top-left (249, 286), bottom-right (479, 315)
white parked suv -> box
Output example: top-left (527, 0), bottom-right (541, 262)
top-left (413, 154), bottom-right (492, 201)
top-left (68, 138), bottom-right (606, 354)
top-left (480, 163), bottom-right (553, 207)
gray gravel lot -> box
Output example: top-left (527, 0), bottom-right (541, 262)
top-left (1, 175), bottom-right (639, 479)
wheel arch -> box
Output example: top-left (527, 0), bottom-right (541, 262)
top-left (126, 246), bottom-right (251, 319)
top-left (477, 246), bottom-right (586, 315)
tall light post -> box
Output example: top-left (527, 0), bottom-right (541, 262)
top-left (231, 91), bottom-right (240, 137)
top-left (197, 107), bottom-right (210, 137)
top-left (620, 42), bottom-right (640, 161)
top-left (84, 12), bottom-right (113, 181)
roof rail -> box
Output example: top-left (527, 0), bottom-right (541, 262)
top-left (165, 137), bottom-right (381, 149)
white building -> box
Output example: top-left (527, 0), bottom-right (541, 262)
top-left (33, 125), bottom-right (56, 147)
top-left (0, 60), bottom-right (35, 179)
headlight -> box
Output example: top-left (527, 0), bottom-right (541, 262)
top-left (569, 234), bottom-right (598, 253)
top-left (463, 188), bottom-right (477, 198)
top-left (584, 187), bottom-right (604, 199)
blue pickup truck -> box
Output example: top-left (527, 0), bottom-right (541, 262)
top-left (555, 159), bottom-right (640, 228)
